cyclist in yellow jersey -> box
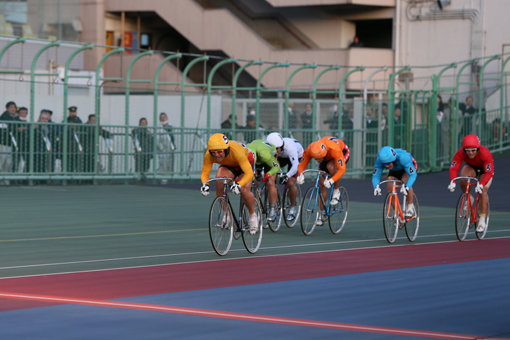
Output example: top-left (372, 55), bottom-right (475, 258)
top-left (200, 133), bottom-right (258, 234)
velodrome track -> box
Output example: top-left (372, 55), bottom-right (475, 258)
top-left (0, 154), bottom-right (509, 339)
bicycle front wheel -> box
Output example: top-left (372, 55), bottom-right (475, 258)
top-left (328, 186), bottom-right (349, 234)
top-left (455, 193), bottom-right (471, 241)
top-left (383, 193), bottom-right (400, 244)
top-left (209, 196), bottom-right (234, 256)
top-left (404, 193), bottom-right (420, 242)
top-left (282, 184), bottom-right (302, 228)
top-left (241, 199), bottom-right (263, 254)
top-left (300, 186), bottom-right (320, 236)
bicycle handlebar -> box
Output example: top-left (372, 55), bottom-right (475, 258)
top-left (301, 169), bottom-right (328, 177)
top-left (378, 179), bottom-right (403, 186)
top-left (204, 177), bottom-right (235, 186)
top-left (450, 176), bottom-right (479, 186)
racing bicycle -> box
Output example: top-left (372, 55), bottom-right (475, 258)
top-left (299, 169), bottom-right (349, 236)
top-left (449, 176), bottom-right (489, 241)
top-left (204, 177), bottom-right (263, 255)
top-left (379, 179), bottom-right (420, 244)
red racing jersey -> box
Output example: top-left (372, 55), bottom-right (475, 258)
top-left (449, 145), bottom-right (494, 186)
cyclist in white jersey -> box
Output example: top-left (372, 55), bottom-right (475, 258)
top-left (267, 133), bottom-right (304, 221)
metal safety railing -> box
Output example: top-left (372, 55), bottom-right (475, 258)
top-left (0, 35), bottom-right (509, 182)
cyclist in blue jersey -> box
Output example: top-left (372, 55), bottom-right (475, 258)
top-left (372, 146), bottom-right (418, 217)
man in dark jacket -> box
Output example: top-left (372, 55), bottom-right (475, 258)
top-left (0, 101), bottom-right (19, 180)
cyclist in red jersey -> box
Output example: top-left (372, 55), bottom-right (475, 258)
top-left (448, 134), bottom-right (494, 232)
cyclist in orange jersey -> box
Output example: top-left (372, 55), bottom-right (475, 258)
top-left (296, 136), bottom-right (350, 225)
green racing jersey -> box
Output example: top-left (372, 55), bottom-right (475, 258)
top-left (247, 139), bottom-right (280, 176)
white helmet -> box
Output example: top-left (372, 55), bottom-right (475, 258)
top-left (266, 132), bottom-right (284, 148)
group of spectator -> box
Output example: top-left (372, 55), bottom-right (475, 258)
top-left (220, 93), bottom-right (509, 160)
top-left (130, 113), bottom-right (176, 182)
top-left (0, 101), bottom-right (180, 183)
top-left (0, 101), bottom-right (115, 182)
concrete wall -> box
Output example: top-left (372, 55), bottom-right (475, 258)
top-left (396, 0), bottom-right (510, 93)
top-left (289, 15), bottom-right (355, 49)
top-left (104, 0), bottom-right (393, 90)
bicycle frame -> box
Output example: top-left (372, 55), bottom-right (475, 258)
top-left (379, 179), bottom-right (406, 223)
top-left (451, 176), bottom-right (479, 224)
top-left (301, 169), bottom-right (332, 216)
top-left (205, 176), bottom-right (264, 255)
top-left (204, 177), bottom-right (242, 232)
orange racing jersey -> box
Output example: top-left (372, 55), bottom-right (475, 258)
top-left (201, 140), bottom-right (254, 187)
top-left (297, 136), bottom-right (348, 183)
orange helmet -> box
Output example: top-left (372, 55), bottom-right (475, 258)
top-left (462, 134), bottom-right (480, 149)
top-left (208, 133), bottom-right (229, 151)
top-left (309, 141), bottom-right (327, 159)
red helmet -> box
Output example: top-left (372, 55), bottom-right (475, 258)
top-left (462, 134), bottom-right (481, 149)
top-left (309, 141), bottom-right (327, 159)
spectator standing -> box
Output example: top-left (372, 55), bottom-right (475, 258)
top-left (132, 117), bottom-right (154, 175)
top-left (287, 102), bottom-right (298, 130)
top-left (33, 110), bottom-right (53, 173)
top-left (491, 118), bottom-right (508, 146)
top-left (393, 107), bottom-right (404, 147)
top-left (65, 115), bottom-right (84, 173)
top-left (157, 112), bottom-right (175, 183)
top-left (221, 114), bottom-right (241, 140)
top-left (325, 95), bottom-right (339, 130)
top-left (380, 103), bottom-right (388, 130)
top-left (459, 95), bottom-right (476, 137)
top-left (395, 94), bottom-right (408, 122)
top-left (67, 106), bottom-right (83, 123)
top-left (45, 109), bottom-right (60, 172)
top-left (436, 95), bottom-right (448, 161)
top-left (348, 36), bottom-right (364, 48)
top-left (242, 114), bottom-right (258, 143)
top-left (341, 109), bottom-right (354, 147)
top-left (11, 106), bottom-right (29, 174)
top-left (0, 101), bottom-right (19, 183)
top-left (59, 105), bottom-right (84, 173)
top-left (83, 114), bottom-right (112, 174)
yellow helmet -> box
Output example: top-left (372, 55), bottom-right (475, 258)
top-left (208, 133), bottom-right (230, 151)
top-left (309, 141), bottom-right (327, 159)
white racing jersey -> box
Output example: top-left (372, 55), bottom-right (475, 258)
top-left (278, 137), bottom-right (304, 177)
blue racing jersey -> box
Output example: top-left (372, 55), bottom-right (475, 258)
top-left (372, 148), bottom-right (417, 189)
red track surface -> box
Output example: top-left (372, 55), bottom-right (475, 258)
top-left (1, 238), bottom-right (509, 312)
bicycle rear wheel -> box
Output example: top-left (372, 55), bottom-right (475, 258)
top-left (300, 186), bottom-right (320, 236)
top-left (240, 199), bottom-right (263, 254)
top-left (266, 187), bottom-right (283, 232)
top-left (455, 193), bottom-right (471, 241)
top-left (383, 193), bottom-right (400, 244)
top-left (282, 184), bottom-right (302, 228)
top-left (328, 186), bottom-right (349, 234)
top-left (404, 193), bottom-right (420, 242)
top-left (209, 196), bottom-right (234, 256)
top-left (475, 199), bottom-right (490, 240)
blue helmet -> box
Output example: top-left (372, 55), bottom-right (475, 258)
top-left (378, 146), bottom-right (397, 164)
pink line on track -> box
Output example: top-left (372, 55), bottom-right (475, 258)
top-left (0, 291), bottom-right (494, 340)
top-left (1, 238), bottom-right (509, 312)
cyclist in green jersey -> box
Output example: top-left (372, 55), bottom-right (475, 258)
top-left (247, 139), bottom-right (281, 221)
